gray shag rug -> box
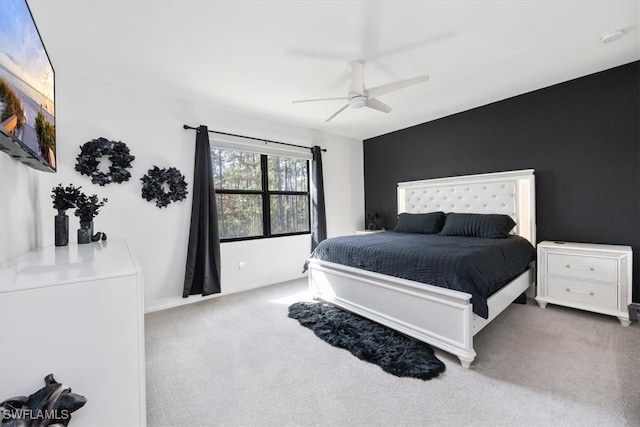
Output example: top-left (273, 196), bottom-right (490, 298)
top-left (288, 301), bottom-right (445, 380)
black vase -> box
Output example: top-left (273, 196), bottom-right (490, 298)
top-left (77, 220), bottom-right (93, 244)
top-left (54, 211), bottom-right (69, 246)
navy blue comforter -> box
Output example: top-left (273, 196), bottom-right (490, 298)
top-left (307, 232), bottom-right (536, 318)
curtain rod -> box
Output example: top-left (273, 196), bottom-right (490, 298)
top-left (182, 125), bottom-right (326, 152)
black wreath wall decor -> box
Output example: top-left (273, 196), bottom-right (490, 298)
top-left (140, 166), bottom-right (188, 208)
top-left (75, 137), bottom-right (135, 186)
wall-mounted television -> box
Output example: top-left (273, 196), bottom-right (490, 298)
top-left (0, 0), bottom-right (56, 172)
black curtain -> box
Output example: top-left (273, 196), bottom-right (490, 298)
top-left (183, 125), bottom-right (221, 297)
top-left (311, 146), bottom-right (327, 251)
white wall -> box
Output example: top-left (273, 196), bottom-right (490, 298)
top-left (0, 155), bottom-right (41, 263)
top-left (27, 75), bottom-right (364, 312)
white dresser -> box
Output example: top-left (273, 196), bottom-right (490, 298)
top-left (0, 239), bottom-right (146, 426)
top-left (536, 241), bottom-right (633, 326)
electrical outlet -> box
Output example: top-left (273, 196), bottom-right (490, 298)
top-left (238, 261), bottom-right (245, 270)
top-left (629, 303), bottom-right (640, 322)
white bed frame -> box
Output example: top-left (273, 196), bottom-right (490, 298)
top-left (308, 169), bottom-right (536, 368)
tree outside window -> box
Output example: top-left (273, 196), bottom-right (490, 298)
top-left (211, 148), bottom-right (310, 241)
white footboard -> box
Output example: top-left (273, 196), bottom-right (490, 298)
top-left (308, 258), bottom-right (477, 367)
top-left (308, 259), bottom-right (536, 368)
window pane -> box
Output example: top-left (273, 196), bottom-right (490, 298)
top-left (270, 195), bottom-right (310, 235)
top-left (211, 148), bottom-right (262, 190)
top-left (267, 156), bottom-right (308, 192)
top-left (216, 193), bottom-right (263, 239)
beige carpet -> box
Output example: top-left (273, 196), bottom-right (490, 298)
top-left (145, 279), bottom-right (640, 426)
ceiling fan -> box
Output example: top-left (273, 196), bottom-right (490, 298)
top-left (292, 61), bottom-right (429, 123)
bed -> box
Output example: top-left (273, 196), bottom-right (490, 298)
top-left (307, 169), bottom-right (536, 368)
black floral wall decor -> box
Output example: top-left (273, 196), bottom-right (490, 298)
top-left (75, 137), bottom-right (135, 186)
top-left (140, 166), bottom-right (188, 208)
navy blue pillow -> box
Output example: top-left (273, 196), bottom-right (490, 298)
top-left (440, 213), bottom-right (516, 238)
top-left (394, 212), bottom-right (446, 234)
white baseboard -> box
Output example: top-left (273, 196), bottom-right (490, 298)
top-left (144, 274), bottom-right (307, 313)
top-left (144, 292), bottom-right (220, 314)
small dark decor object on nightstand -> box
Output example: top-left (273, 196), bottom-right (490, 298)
top-left (629, 303), bottom-right (640, 322)
top-left (75, 137), bottom-right (135, 186)
top-left (367, 212), bottom-right (382, 230)
top-left (0, 373), bottom-right (87, 426)
top-left (51, 183), bottom-right (82, 246)
top-left (74, 192), bottom-right (107, 244)
top-left (140, 166), bottom-right (188, 208)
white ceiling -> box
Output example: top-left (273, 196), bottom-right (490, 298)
top-left (28, 0), bottom-right (639, 141)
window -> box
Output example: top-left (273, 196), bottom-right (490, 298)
top-left (211, 147), bottom-right (310, 241)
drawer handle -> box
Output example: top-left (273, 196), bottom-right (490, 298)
top-left (565, 288), bottom-right (594, 296)
top-left (565, 264), bottom-right (594, 271)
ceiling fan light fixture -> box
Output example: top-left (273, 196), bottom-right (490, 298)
top-left (348, 94), bottom-right (367, 109)
top-left (600, 29), bottom-right (625, 43)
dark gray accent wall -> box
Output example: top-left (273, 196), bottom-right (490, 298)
top-left (364, 61), bottom-right (640, 302)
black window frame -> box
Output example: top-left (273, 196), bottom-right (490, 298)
top-left (212, 149), bottom-right (311, 243)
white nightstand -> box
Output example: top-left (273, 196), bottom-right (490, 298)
top-left (355, 229), bottom-right (385, 235)
top-left (536, 241), bottom-right (633, 326)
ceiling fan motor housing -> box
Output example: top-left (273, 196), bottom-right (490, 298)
top-left (348, 93), bottom-right (367, 108)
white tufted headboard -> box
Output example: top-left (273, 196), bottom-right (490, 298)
top-left (397, 170), bottom-right (536, 244)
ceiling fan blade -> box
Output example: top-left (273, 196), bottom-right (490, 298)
top-left (292, 97), bottom-right (348, 104)
top-left (349, 61), bottom-right (364, 95)
top-left (365, 75), bottom-right (429, 99)
top-left (365, 98), bottom-right (392, 113)
top-left (324, 104), bottom-right (349, 123)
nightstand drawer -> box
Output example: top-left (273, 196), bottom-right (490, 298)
top-left (547, 276), bottom-right (617, 309)
top-left (546, 253), bottom-right (617, 283)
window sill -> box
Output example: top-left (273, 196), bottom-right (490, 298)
top-left (221, 232), bottom-right (311, 243)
